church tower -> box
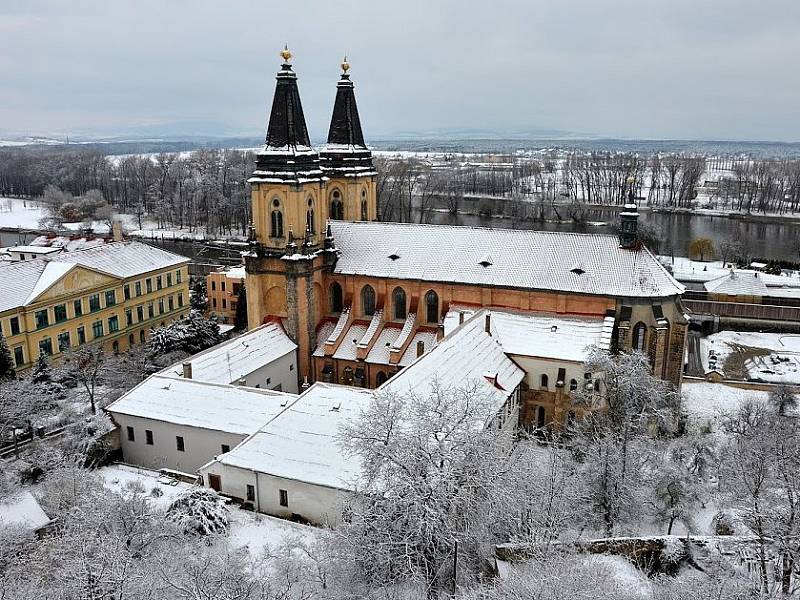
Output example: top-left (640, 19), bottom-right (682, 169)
top-left (245, 47), bottom-right (335, 387)
top-left (320, 57), bottom-right (378, 221)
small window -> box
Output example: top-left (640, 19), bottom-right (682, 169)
top-left (145, 430), bottom-right (153, 445)
top-left (108, 315), bottom-right (119, 333)
top-left (136, 305), bottom-right (144, 322)
top-left (139, 330), bottom-right (146, 344)
top-left (221, 444), bottom-right (230, 454)
top-left (176, 270), bottom-right (182, 284)
top-left (135, 281), bottom-right (142, 296)
top-left (77, 326), bottom-right (86, 345)
top-left (211, 280), bottom-right (216, 291)
top-left (330, 282), bottom-right (343, 313)
top-left (361, 198), bottom-right (368, 220)
top-left (35, 309), bottom-right (49, 329)
top-left (392, 287), bottom-right (407, 321)
top-left (73, 299), bottom-right (83, 317)
top-left (13, 346), bottom-right (24, 366)
top-left (176, 436), bottom-right (185, 452)
top-left (556, 368), bottom-right (566, 387)
top-left (57, 331), bottom-right (71, 352)
top-left (424, 290), bottom-right (439, 324)
top-left (246, 484), bottom-right (255, 502)
top-left (569, 379), bottom-right (578, 391)
top-left (54, 304), bottom-right (68, 323)
top-left (125, 309), bottom-right (133, 326)
top-left (271, 209), bottom-right (284, 238)
top-left (632, 322), bottom-right (647, 352)
top-left (221, 281), bottom-right (226, 292)
top-left (126, 426), bottom-right (135, 442)
top-left (540, 374), bottom-right (549, 388)
top-left (222, 299), bottom-right (227, 309)
top-left (146, 279), bottom-right (153, 294)
top-left (167, 273), bottom-right (173, 287)
top-left (124, 284), bottom-right (131, 300)
top-left (38, 338), bottom-right (53, 356)
top-left (105, 290), bottom-right (116, 306)
top-left (10, 316), bottom-right (20, 336)
top-left (156, 276), bottom-right (162, 291)
top-left (279, 489), bottom-right (289, 507)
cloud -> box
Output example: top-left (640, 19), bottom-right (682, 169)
top-left (1, 0), bottom-right (798, 140)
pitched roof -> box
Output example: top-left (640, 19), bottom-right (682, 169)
top-left (380, 310), bottom-right (525, 416)
top-left (704, 270), bottom-right (769, 296)
top-left (0, 241), bottom-right (188, 312)
top-left (211, 382), bottom-right (373, 490)
top-left (486, 309), bottom-right (614, 362)
top-left (106, 374), bottom-right (296, 436)
top-left (160, 322), bottom-right (297, 385)
top-left (329, 221), bottom-right (684, 299)
top-left (0, 491), bottom-right (52, 531)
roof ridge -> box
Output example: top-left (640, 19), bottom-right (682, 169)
top-left (331, 219), bottom-right (621, 239)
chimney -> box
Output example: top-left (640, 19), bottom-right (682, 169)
top-left (458, 311), bottom-right (465, 325)
top-left (182, 362), bottom-right (192, 379)
top-left (111, 220), bottom-right (124, 242)
top-left (416, 340), bottom-right (425, 358)
top-left (484, 313), bottom-right (491, 335)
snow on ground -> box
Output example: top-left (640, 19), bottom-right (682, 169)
top-left (0, 197), bottom-right (45, 229)
top-left (699, 331), bottom-right (800, 384)
top-left (682, 381), bottom-right (768, 431)
top-left (98, 463), bottom-right (319, 553)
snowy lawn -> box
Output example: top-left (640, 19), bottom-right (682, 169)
top-left (0, 197), bottom-right (45, 229)
top-left (699, 331), bottom-right (800, 384)
top-left (98, 463), bottom-right (319, 553)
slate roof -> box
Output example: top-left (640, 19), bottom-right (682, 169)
top-left (159, 322), bottom-right (297, 385)
top-left (0, 241), bottom-right (188, 312)
top-left (329, 221), bottom-right (684, 299)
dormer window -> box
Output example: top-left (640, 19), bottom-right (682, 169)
top-left (479, 254), bottom-right (493, 267)
top-left (388, 248), bottom-right (400, 261)
top-left (571, 266), bottom-right (585, 275)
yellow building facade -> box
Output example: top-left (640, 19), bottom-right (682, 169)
top-left (1, 241), bottom-right (190, 369)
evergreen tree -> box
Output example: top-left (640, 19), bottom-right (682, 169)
top-left (234, 283), bottom-right (248, 331)
top-left (31, 351), bottom-right (52, 384)
top-left (190, 278), bottom-right (208, 312)
top-left (0, 332), bottom-right (15, 380)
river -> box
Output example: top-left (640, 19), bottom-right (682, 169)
top-left (417, 206), bottom-right (800, 263)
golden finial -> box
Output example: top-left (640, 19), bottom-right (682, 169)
top-left (341, 55), bottom-right (350, 73)
top-left (280, 44), bottom-right (292, 63)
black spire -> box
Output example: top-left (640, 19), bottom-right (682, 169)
top-left (320, 57), bottom-right (375, 176)
top-left (251, 46), bottom-right (323, 184)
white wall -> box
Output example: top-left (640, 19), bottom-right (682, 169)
top-left (199, 461), bottom-right (348, 526)
top-left (237, 350), bottom-right (298, 393)
top-left (511, 355), bottom-right (594, 393)
top-left (111, 413), bottom-right (247, 474)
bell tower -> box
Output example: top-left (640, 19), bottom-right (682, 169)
top-left (320, 57), bottom-right (378, 221)
top-left (245, 47), bottom-right (334, 388)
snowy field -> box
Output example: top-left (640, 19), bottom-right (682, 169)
top-left (98, 464), bottom-right (319, 554)
top-left (682, 381), bottom-right (769, 432)
top-left (700, 331), bottom-right (800, 384)
top-left (0, 197), bottom-right (45, 229)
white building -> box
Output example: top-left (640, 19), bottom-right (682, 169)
top-left (159, 321), bottom-right (298, 393)
top-left (106, 374), bottom-right (297, 474)
top-left (199, 382), bottom-right (372, 524)
top-left (5, 245), bottom-right (62, 262)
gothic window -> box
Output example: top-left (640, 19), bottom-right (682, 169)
top-left (376, 371), bottom-right (388, 386)
top-left (270, 209), bottom-right (284, 238)
top-left (330, 282), bottom-right (343, 314)
top-left (536, 406), bottom-right (546, 429)
top-left (632, 321), bottom-right (647, 352)
top-left (361, 285), bottom-right (376, 317)
top-left (424, 290), bottom-right (439, 324)
top-left (540, 374), bottom-right (549, 388)
top-left (330, 190), bottom-right (344, 220)
top-left (306, 208), bottom-right (315, 234)
top-left (392, 287), bottom-right (406, 321)
top-left (361, 199), bottom-right (368, 221)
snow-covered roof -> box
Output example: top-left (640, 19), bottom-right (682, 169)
top-left (330, 221), bottom-right (684, 299)
top-left (9, 245), bottom-right (62, 255)
top-left (486, 310), bottom-right (614, 362)
top-left (0, 241), bottom-right (189, 312)
top-left (106, 374), bottom-right (297, 436)
top-left (222, 265), bottom-right (246, 280)
top-left (0, 491), bottom-right (52, 531)
top-left (380, 310), bottom-right (525, 416)
top-left (159, 322), bottom-right (297, 385)
top-left (704, 270), bottom-right (769, 296)
top-left (211, 382), bottom-right (373, 490)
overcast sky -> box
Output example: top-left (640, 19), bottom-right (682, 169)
top-left (1, 0), bottom-right (799, 141)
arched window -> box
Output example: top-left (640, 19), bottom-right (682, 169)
top-left (330, 190), bottom-right (344, 220)
top-left (569, 379), bottom-right (578, 391)
top-left (424, 290), bottom-right (439, 324)
top-left (361, 199), bottom-right (368, 221)
top-left (128, 333), bottom-right (134, 346)
top-left (112, 340), bottom-right (119, 354)
top-left (139, 330), bottom-right (146, 344)
top-left (330, 282), bottom-right (343, 313)
top-left (270, 210), bottom-right (284, 238)
top-left (540, 374), bottom-right (549, 388)
top-left (536, 406), bottom-right (546, 429)
top-left (376, 371), bottom-right (388, 386)
top-left (361, 285), bottom-right (376, 317)
top-left (632, 322), bottom-right (647, 352)
top-left (392, 287), bottom-right (406, 321)
top-left (306, 208), bottom-right (315, 235)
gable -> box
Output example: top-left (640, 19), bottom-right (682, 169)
top-left (30, 264), bottom-right (120, 305)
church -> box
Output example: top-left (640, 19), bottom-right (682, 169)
top-left (243, 48), bottom-right (687, 428)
